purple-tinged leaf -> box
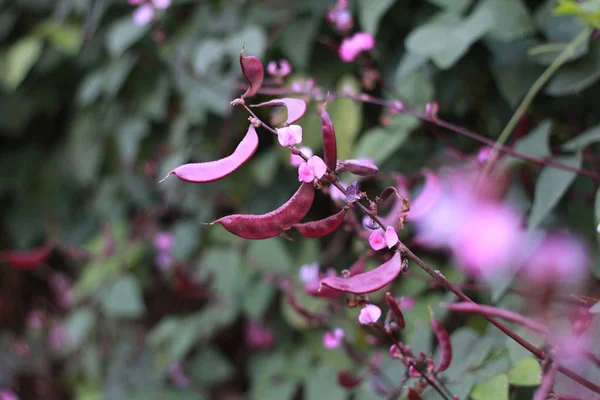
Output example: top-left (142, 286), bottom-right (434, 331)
top-left (321, 106), bottom-right (338, 170)
top-left (291, 209), bottom-right (346, 238)
top-left (337, 158), bottom-right (379, 176)
top-left (251, 98), bottom-right (307, 125)
top-left (240, 49), bottom-right (264, 98)
top-left (164, 125), bottom-right (259, 183)
top-left (320, 252), bottom-right (401, 294)
top-left (408, 170), bottom-right (442, 220)
top-left (213, 183), bottom-right (315, 239)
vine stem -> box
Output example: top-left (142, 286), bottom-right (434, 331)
top-left (236, 100), bottom-right (600, 395)
top-left (481, 27), bottom-right (593, 178)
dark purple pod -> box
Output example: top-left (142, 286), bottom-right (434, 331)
top-left (240, 50), bottom-right (264, 98)
top-left (337, 159), bottom-right (379, 177)
top-left (321, 106), bottom-right (337, 170)
top-left (251, 98), bottom-right (307, 125)
top-left (431, 315), bottom-right (452, 373)
top-left (320, 252), bottom-right (401, 294)
top-left (213, 183), bottom-right (315, 239)
top-left (1, 243), bottom-right (53, 270)
top-left (385, 292), bottom-right (406, 329)
top-left (408, 388), bottom-right (423, 400)
top-left (163, 125), bottom-right (259, 183)
top-left (291, 209), bottom-right (346, 238)
top-left (337, 370), bottom-right (364, 389)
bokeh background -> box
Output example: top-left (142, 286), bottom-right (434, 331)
top-left (1, 0), bottom-right (599, 399)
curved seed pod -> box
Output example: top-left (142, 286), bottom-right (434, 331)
top-left (337, 159), bottom-right (379, 177)
top-left (442, 302), bottom-right (548, 334)
top-left (430, 312), bottom-right (452, 373)
top-left (377, 186), bottom-right (400, 204)
top-left (213, 183), bottom-right (315, 239)
top-left (321, 106), bottom-right (337, 170)
top-left (239, 50), bottom-right (264, 98)
top-left (408, 170), bottom-right (442, 220)
top-left (385, 292), bottom-right (406, 329)
top-left (347, 255), bottom-right (367, 276)
top-left (305, 281), bottom-right (343, 299)
top-left (407, 388), bottom-right (423, 400)
top-left (320, 252), bottom-right (401, 294)
top-left (164, 125), bottom-right (259, 183)
top-left (291, 209), bottom-right (346, 238)
top-left (1, 243), bottom-right (53, 270)
top-left (337, 370), bottom-right (364, 389)
top-left (251, 98), bottom-right (307, 125)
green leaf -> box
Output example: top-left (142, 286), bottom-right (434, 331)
top-left (172, 220), bottom-right (202, 261)
top-left (562, 124), bottom-right (600, 151)
top-left (471, 373), bottom-right (509, 400)
top-left (65, 308), bottom-right (96, 349)
top-left (508, 357), bottom-right (542, 386)
top-left (528, 153), bottom-right (582, 228)
top-left (513, 120), bottom-right (552, 158)
top-left (353, 115), bottom-right (419, 164)
top-left (545, 39), bottom-right (600, 96)
top-left (116, 117), bottom-right (150, 165)
top-left (425, 0), bottom-right (472, 14)
top-left (303, 364), bottom-right (346, 400)
top-left (101, 274), bottom-right (145, 318)
top-left (277, 17), bottom-right (320, 69)
top-left (105, 18), bottom-right (149, 57)
top-left (595, 187), bottom-right (600, 227)
top-left (35, 21), bottom-right (83, 54)
top-left (247, 238), bottom-right (292, 274)
top-left (395, 69), bottom-right (435, 109)
top-left (192, 39), bottom-right (226, 76)
top-left (357, 0), bottom-right (394, 34)
top-left (190, 348), bottom-right (234, 385)
top-left (4, 37), bottom-right (43, 89)
top-left (483, 0), bottom-right (535, 42)
top-left (328, 75), bottom-right (362, 160)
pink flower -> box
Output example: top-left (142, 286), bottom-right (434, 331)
top-left (48, 325), bottom-right (67, 350)
top-left (369, 231), bottom-right (385, 250)
top-left (267, 60), bottom-right (292, 77)
top-left (169, 362), bottom-right (191, 388)
top-left (339, 32), bottom-right (375, 62)
top-left (384, 227), bottom-right (398, 248)
top-left (327, 0), bottom-right (354, 31)
top-left (330, 183), bottom-right (347, 202)
top-left (358, 304), bottom-right (381, 325)
top-left (290, 146), bottom-right (313, 167)
top-left (299, 262), bottom-right (320, 285)
top-left (154, 232), bottom-right (174, 252)
top-left (0, 390), bottom-right (17, 400)
top-left (398, 296), bottom-right (415, 310)
top-left (133, 4), bottom-right (155, 26)
top-left (152, 0), bottom-right (171, 9)
top-left (298, 156), bottom-right (327, 183)
top-left (323, 328), bottom-right (345, 349)
top-left (425, 101), bottom-right (439, 119)
top-left (277, 125), bottom-right (302, 147)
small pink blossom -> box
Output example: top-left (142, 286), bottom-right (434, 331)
top-left (323, 328), bottom-right (345, 349)
top-left (299, 262), bottom-right (320, 285)
top-left (327, 0), bottom-right (354, 31)
top-left (398, 296), bottom-right (415, 310)
top-left (384, 227), bottom-right (398, 248)
top-left (368, 231), bottom-right (385, 251)
top-left (48, 325), bottom-right (67, 350)
top-left (339, 32), bottom-right (375, 62)
top-left (330, 184), bottom-right (347, 202)
top-left (290, 146), bottom-right (313, 167)
top-left (358, 304), bottom-right (381, 325)
top-left (425, 101), bottom-right (439, 119)
top-left (0, 390), bottom-right (17, 400)
top-left (155, 252), bottom-right (173, 270)
top-left (133, 4), bottom-right (155, 26)
top-left (152, 0), bottom-right (171, 9)
top-left (277, 125), bottom-right (302, 147)
top-left (154, 232), bottom-right (174, 252)
top-left (298, 156), bottom-right (327, 183)
top-left (477, 147), bottom-right (494, 164)
top-left (267, 60), bottom-right (292, 77)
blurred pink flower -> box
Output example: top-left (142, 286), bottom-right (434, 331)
top-left (0, 390), bottom-right (17, 400)
top-left (133, 4), bottom-right (155, 26)
top-left (384, 227), bottom-right (398, 248)
top-left (339, 32), bottom-right (375, 62)
top-left (327, 0), bottom-right (353, 31)
top-left (298, 156), bottom-right (327, 183)
top-left (323, 328), bottom-right (345, 349)
top-left (50, 273), bottom-right (74, 309)
top-left (152, 0), bottom-right (171, 9)
top-left (246, 320), bottom-right (276, 349)
top-left (290, 146), bottom-right (313, 167)
top-left (277, 125), bottom-right (302, 147)
top-left (155, 252), bottom-right (173, 270)
top-left (398, 296), bottom-right (415, 310)
top-left (267, 59), bottom-right (292, 77)
top-left (154, 232), bottom-right (174, 252)
top-left (368, 231), bottom-right (385, 250)
top-left (48, 325), bottom-right (67, 350)
top-left (299, 262), bottom-right (320, 285)
top-left (358, 304), bottom-right (381, 325)
top-left (27, 310), bottom-right (45, 330)
top-left (330, 183), bottom-right (347, 202)
top-left (169, 362), bottom-right (191, 388)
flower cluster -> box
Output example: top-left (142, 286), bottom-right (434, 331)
top-left (129, 0), bottom-right (171, 26)
top-left (327, 0), bottom-right (354, 32)
top-left (338, 32), bottom-right (375, 62)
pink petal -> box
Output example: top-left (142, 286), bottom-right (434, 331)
top-left (408, 170), bottom-right (443, 221)
top-left (298, 162), bottom-right (314, 183)
top-left (308, 156), bottom-right (327, 179)
top-left (133, 4), bottom-right (155, 26)
top-left (288, 124), bottom-right (303, 144)
top-left (253, 98), bottom-right (307, 125)
top-left (290, 146), bottom-right (313, 167)
top-left (358, 304), bottom-right (381, 324)
top-left (368, 231), bottom-right (385, 251)
top-left (279, 60), bottom-right (292, 76)
top-left (384, 227), bottom-right (399, 248)
top-left (152, 0), bottom-right (171, 9)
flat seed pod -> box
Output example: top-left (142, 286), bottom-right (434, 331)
top-left (320, 252), bottom-right (401, 294)
top-left (251, 98), bottom-right (307, 125)
top-left (430, 314), bottom-right (452, 373)
top-left (213, 183), bottom-right (315, 239)
top-left (1, 243), bottom-right (53, 270)
top-left (291, 209), bottom-right (346, 238)
top-left (337, 159), bottom-right (378, 177)
top-left (240, 50), bottom-right (264, 98)
top-left (164, 125), bottom-right (259, 183)
top-left (321, 106), bottom-right (338, 170)
top-left (305, 280), bottom-right (343, 299)
top-left (337, 371), bottom-right (364, 389)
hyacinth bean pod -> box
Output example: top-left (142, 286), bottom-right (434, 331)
top-left (337, 159), bottom-right (379, 177)
top-left (251, 98), bottom-right (307, 125)
top-left (213, 183), bottom-right (315, 239)
top-left (163, 125), bottom-right (259, 183)
top-left (321, 106), bottom-right (338, 170)
top-left (320, 252), bottom-right (401, 294)
top-left (430, 314), bottom-right (452, 373)
top-left (291, 209), bottom-right (346, 238)
top-left (385, 292), bottom-right (406, 329)
top-left (1, 243), bottom-right (53, 270)
top-left (407, 388), bottom-right (423, 400)
top-left (336, 370), bottom-right (364, 389)
top-left (239, 50), bottom-right (264, 98)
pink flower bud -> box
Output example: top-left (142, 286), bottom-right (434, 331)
top-left (290, 146), bottom-right (313, 167)
top-left (323, 328), bottom-right (345, 349)
top-left (358, 304), bottom-right (381, 325)
top-left (298, 156), bottom-right (327, 183)
top-left (277, 125), bottom-right (303, 147)
top-left (369, 231), bottom-right (386, 250)
top-left (154, 232), bottom-right (174, 252)
top-left (152, 0), bottom-right (171, 9)
top-left (339, 32), bottom-right (375, 62)
top-left (425, 102), bottom-right (439, 119)
top-left (133, 4), bottom-right (155, 26)
top-left (384, 227), bottom-right (399, 248)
